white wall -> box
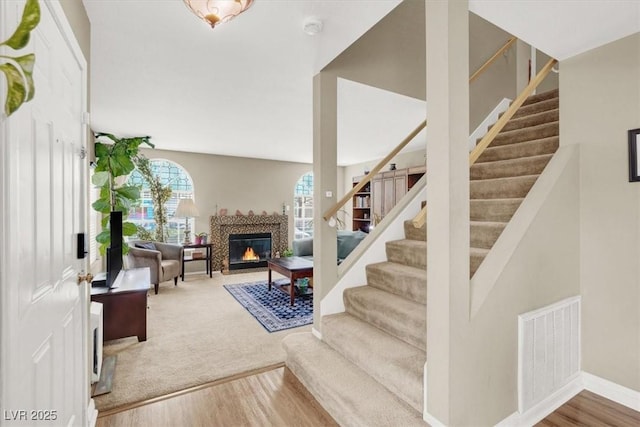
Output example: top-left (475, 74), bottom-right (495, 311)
top-left (561, 32), bottom-right (640, 392)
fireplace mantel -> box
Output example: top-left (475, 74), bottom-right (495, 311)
top-left (210, 214), bottom-right (288, 271)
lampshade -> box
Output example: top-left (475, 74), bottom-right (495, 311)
top-left (183, 0), bottom-right (254, 29)
top-left (174, 198), bottom-right (200, 218)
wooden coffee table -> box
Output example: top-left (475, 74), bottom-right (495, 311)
top-left (267, 256), bottom-right (313, 305)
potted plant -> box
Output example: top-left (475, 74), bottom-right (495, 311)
top-left (195, 232), bottom-right (208, 245)
top-left (91, 132), bottom-right (154, 256)
top-left (134, 157), bottom-right (172, 242)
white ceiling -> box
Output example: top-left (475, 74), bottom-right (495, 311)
top-left (469, 0), bottom-right (640, 61)
top-left (83, 1), bottom-right (640, 167)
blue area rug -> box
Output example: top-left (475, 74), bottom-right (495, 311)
top-left (224, 279), bottom-right (313, 333)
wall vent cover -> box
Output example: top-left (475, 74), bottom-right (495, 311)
top-left (518, 296), bottom-right (581, 413)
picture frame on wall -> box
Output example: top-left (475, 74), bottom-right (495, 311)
top-left (628, 128), bottom-right (640, 182)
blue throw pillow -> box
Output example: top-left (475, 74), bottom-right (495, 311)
top-left (135, 242), bottom-right (156, 250)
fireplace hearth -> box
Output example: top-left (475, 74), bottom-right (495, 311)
top-left (210, 214), bottom-right (288, 272)
top-left (229, 233), bottom-right (272, 270)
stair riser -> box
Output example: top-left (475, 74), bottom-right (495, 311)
top-left (521, 88), bottom-right (559, 106)
top-left (344, 288), bottom-right (426, 350)
top-left (470, 199), bottom-right (523, 222)
top-left (489, 122), bottom-right (558, 147)
top-left (476, 137), bottom-right (559, 163)
top-left (404, 220), bottom-right (426, 242)
top-left (502, 109), bottom-right (559, 132)
top-left (471, 155), bottom-right (552, 180)
top-left (512, 98), bottom-right (559, 118)
top-left (471, 176), bottom-right (537, 199)
top-left (322, 315), bottom-right (424, 413)
top-left (366, 263), bottom-right (427, 305)
top-left (471, 223), bottom-right (506, 249)
top-left (386, 242), bottom-right (427, 270)
top-left (282, 334), bottom-right (425, 426)
top-left (470, 252), bottom-right (486, 277)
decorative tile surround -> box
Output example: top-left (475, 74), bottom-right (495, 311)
top-left (209, 214), bottom-right (288, 271)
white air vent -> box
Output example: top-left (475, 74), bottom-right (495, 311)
top-left (518, 296), bottom-right (581, 413)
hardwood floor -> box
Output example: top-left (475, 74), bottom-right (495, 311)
top-left (98, 370), bottom-right (639, 427)
top-left (96, 367), bottom-right (337, 427)
top-left (537, 390), bottom-right (640, 427)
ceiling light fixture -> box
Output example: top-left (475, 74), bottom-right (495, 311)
top-left (183, 0), bottom-right (254, 29)
top-left (303, 17), bottom-right (323, 36)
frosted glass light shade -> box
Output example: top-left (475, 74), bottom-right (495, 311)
top-left (183, 0), bottom-right (254, 29)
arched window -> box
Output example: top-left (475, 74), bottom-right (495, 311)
top-left (127, 159), bottom-right (194, 244)
top-left (294, 172), bottom-right (313, 239)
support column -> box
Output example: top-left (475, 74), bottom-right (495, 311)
top-left (425, 0), bottom-right (469, 424)
top-left (312, 71), bottom-right (338, 332)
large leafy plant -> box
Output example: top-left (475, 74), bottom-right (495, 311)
top-left (92, 133), bottom-right (154, 256)
top-left (135, 157), bottom-right (173, 242)
top-left (0, 0), bottom-right (40, 116)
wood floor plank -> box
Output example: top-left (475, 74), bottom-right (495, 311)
top-left (96, 367), bottom-right (337, 427)
top-left (536, 390), bottom-right (640, 427)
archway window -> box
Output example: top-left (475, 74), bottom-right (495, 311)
top-left (127, 159), bottom-right (195, 244)
top-left (294, 172), bottom-right (313, 239)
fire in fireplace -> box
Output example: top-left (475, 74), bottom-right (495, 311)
top-left (229, 232), bottom-right (272, 270)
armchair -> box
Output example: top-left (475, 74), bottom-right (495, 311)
top-left (127, 241), bottom-right (184, 294)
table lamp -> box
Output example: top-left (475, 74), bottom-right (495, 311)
top-left (174, 198), bottom-right (200, 245)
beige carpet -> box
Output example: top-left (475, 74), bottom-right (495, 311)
top-left (94, 270), bottom-right (310, 412)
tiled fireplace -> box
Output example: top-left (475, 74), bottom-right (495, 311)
top-left (210, 214), bottom-right (288, 272)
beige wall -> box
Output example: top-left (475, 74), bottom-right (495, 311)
top-left (139, 148), bottom-right (316, 253)
top-left (458, 148), bottom-right (580, 424)
top-left (60, 0), bottom-right (90, 61)
top-left (536, 49), bottom-right (559, 94)
top-left (325, 1), bottom-right (425, 101)
top-left (469, 12), bottom-right (517, 131)
top-left (561, 32), bottom-right (640, 392)
top-left (325, 3), bottom-right (517, 133)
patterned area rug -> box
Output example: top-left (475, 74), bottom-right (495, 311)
top-left (224, 279), bottom-right (313, 332)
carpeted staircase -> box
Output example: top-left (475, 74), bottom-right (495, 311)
top-left (282, 89), bottom-right (559, 425)
top-left (470, 88), bottom-right (559, 275)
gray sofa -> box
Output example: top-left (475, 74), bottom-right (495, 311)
top-left (292, 230), bottom-right (367, 264)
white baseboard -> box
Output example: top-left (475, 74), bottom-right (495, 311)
top-left (423, 412), bottom-right (446, 427)
top-left (583, 372), bottom-right (640, 412)
top-left (496, 375), bottom-right (582, 427)
top-left (311, 327), bottom-right (322, 340)
top-left (87, 398), bottom-right (98, 427)
top-left (496, 371), bottom-right (640, 426)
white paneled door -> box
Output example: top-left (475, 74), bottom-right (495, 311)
top-left (0, 1), bottom-right (91, 426)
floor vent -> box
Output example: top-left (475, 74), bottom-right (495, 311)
top-left (518, 296), bottom-right (581, 413)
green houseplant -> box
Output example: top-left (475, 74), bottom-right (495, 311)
top-left (91, 132), bottom-right (154, 256)
top-left (134, 157), bottom-right (172, 242)
top-left (0, 0), bottom-right (40, 116)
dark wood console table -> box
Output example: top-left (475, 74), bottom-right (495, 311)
top-left (90, 268), bottom-right (150, 342)
top-left (181, 243), bottom-right (213, 280)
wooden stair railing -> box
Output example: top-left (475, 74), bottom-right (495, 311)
top-left (469, 37), bottom-right (517, 83)
top-left (322, 36), bottom-right (520, 226)
top-left (322, 120), bottom-right (427, 223)
top-left (411, 57), bottom-right (558, 228)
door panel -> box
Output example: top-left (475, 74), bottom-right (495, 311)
top-left (394, 173), bottom-right (407, 205)
top-left (382, 175), bottom-right (395, 218)
top-left (1, 1), bottom-right (89, 425)
top-left (371, 178), bottom-right (383, 221)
